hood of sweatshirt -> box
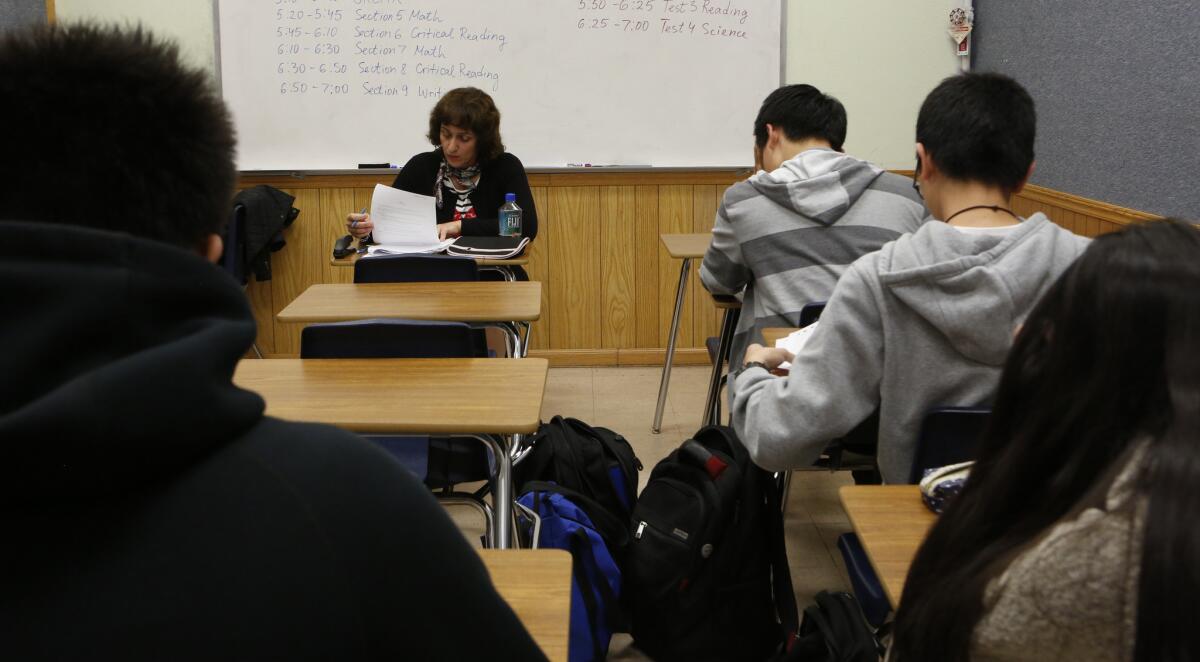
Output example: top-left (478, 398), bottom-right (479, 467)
top-left (0, 222), bottom-right (264, 505)
top-left (747, 149), bottom-right (885, 225)
top-left (874, 214), bottom-right (1087, 365)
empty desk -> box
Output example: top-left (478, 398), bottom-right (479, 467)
top-left (278, 281), bottom-right (541, 358)
top-left (838, 485), bottom-right (937, 607)
top-left (233, 357), bottom-right (549, 548)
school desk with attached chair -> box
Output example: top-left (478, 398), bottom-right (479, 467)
top-left (232, 357), bottom-right (548, 549)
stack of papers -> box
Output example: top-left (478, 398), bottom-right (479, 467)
top-left (366, 241), bottom-right (456, 256)
top-left (365, 184), bottom-right (454, 255)
top-left (773, 322), bottom-right (820, 371)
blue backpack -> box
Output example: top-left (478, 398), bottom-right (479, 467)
top-left (519, 483), bottom-right (629, 662)
top-left (516, 417), bottom-right (641, 662)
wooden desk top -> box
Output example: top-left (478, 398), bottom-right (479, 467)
top-left (478, 549), bottom-right (571, 662)
top-left (278, 282), bottom-right (542, 323)
top-left (762, 327), bottom-right (799, 346)
top-left (331, 252), bottom-right (529, 267)
top-left (839, 485), bottom-right (937, 607)
top-left (233, 358), bottom-right (548, 435)
top-left (660, 232), bottom-right (712, 259)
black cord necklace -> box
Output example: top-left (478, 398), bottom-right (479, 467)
top-left (944, 204), bottom-right (1020, 224)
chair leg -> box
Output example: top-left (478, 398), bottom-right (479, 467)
top-left (702, 307), bottom-right (740, 427)
top-left (653, 258), bottom-right (692, 433)
top-left (715, 375), bottom-right (726, 425)
top-left (778, 470), bottom-right (793, 514)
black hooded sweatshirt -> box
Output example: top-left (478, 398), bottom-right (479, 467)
top-left (0, 222), bottom-right (546, 661)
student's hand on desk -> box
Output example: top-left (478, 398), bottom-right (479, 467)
top-left (743, 343), bottom-right (793, 375)
top-left (346, 212), bottom-right (373, 239)
top-left (437, 220), bottom-right (462, 240)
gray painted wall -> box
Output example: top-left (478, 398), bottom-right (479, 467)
top-left (974, 0), bottom-right (1198, 217)
top-left (0, 0), bottom-right (46, 33)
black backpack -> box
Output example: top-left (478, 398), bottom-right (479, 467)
top-left (777, 591), bottom-right (882, 662)
top-left (516, 416), bottom-right (642, 523)
top-left (625, 425), bottom-right (796, 661)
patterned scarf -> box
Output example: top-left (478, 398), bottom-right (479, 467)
top-left (434, 158), bottom-right (481, 210)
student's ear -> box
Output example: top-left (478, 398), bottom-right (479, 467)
top-left (1012, 161), bottom-right (1036, 195)
top-left (915, 143), bottom-right (935, 182)
top-left (765, 123), bottom-right (782, 149)
top-left (202, 233), bottom-right (223, 263)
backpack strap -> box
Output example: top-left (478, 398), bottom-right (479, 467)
top-left (693, 425), bottom-right (752, 469)
top-left (569, 528), bottom-right (610, 662)
top-left (581, 422), bottom-right (642, 508)
top-left (767, 470), bottom-right (800, 651)
top-left (569, 528), bottom-right (629, 639)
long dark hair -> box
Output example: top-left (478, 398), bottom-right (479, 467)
top-left (891, 219), bottom-right (1200, 661)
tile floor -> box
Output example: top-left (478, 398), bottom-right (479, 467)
top-left (449, 366), bottom-right (854, 661)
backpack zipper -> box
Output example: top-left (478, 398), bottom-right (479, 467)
top-left (635, 521), bottom-right (646, 540)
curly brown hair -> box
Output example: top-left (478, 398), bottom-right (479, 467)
top-left (426, 87), bottom-right (505, 163)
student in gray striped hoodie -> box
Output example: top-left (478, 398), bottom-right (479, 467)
top-left (700, 84), bottom-right (928, 385)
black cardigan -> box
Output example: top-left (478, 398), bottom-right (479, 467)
top-left (392, 150), bottom-right (539, 240)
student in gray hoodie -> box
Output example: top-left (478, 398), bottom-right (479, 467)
top-left (732, 73), bottom-right (1090, 484)
top-left (700, 84), bottom-right (927, 376)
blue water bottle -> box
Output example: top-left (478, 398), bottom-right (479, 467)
top-left (499, 193), bottom-right (522, 237)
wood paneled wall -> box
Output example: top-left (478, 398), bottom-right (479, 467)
top-left (238, 170), bottom-right (744, 363)
top-left (1014, 183), bottom-right (1159, 237)
top-left (239, 170), bottom-right (1156, 364)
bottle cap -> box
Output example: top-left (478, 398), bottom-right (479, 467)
top-left (505, 193), bottom-right (516, 202)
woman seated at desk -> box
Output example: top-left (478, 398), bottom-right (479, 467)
top-left (345, 86), bottom-right (539, 246)
top-left (889, 219), bottom-right (1200, 662)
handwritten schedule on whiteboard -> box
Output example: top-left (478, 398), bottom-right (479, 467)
top-left (218, 1), bottom-right (780, 170)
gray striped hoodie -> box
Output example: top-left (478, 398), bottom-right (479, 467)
top-left (699, 149), bottom-right (927, 376)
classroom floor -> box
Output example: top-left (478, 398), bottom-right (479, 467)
top-left (449, 366), bottom-right (853, 661)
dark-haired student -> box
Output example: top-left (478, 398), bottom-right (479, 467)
top-left (345, 86), bottom-right (538, 243)
top-left (0, 24), bottom-right (545, 661)
top-left (699, 83), bottom-right (928, 378)
top-left (731, 73), bottom-right (1089, 484)
top-left (891, 218), bottom-right (1200, 662)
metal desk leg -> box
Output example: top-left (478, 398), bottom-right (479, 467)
top-left (480, 322), bottom-right (523, 359)
top-left (505, 322), bottom-right (523, 359)
top-left (466, 433), bottom-right (514, 548)
top-left (478, 265), bottom-right (516, 282)
top-left (520, 322), bottom-right (532, 357)
top-left (702, 306), bottom-right (740, 427)
top-left (653, 257), bottom-right (692, 434)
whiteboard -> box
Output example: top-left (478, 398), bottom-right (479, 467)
top-left (217, 0), bottom-right (781, 170)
